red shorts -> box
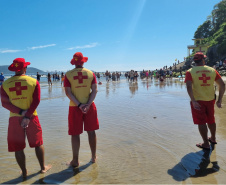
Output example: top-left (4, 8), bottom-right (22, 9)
top-left (68, 102), bottom-right (99, 135)
top-left (8, 116), bottom-right (43, 152)
top-left (190, 100), bottom-right (215, 125)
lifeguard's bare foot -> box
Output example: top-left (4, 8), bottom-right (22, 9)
top-left (90, 156), bottom-right (97, 163)
top-left (20, 170), bottom-right (28, 178)
top-left (40, 164), bottom-right (52, 173)
top-left (208, 137), bottom-right (217, 144)
top-left (70, 160), bottom-right (79, 168)
top-left (196, 143), bottom-right (210, 150)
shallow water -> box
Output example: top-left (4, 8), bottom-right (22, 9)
top-left (0, 77), bottom-right (226, 184)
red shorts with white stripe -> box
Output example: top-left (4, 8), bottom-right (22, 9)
top-left (190, 100), bottom-right (215, 125)
top-left (68, 102), bottom-right (99, 135)
top-left (8, 116), bottom-right (43, 152)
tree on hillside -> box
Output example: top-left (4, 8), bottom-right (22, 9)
top-left (214, 22), bottom-right (226, 55)
top-left (194, 20), bottom-right (212, 39)
top-left (212, 0), bottom-right (226, 31)
top-left (194, 0), bottom-right (226, 39)
top-left (192, 0), bottom-right (226, 63)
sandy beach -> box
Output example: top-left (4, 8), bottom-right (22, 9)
top-left (0, 76), bottom-right (226, 184)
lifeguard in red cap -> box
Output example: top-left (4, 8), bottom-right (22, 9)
top-left (0, 58), bottom-right (51, 178)
top-left (64, 52), bottom-right (99, 167)
top-left (185, 52), bottom-right (225, 150)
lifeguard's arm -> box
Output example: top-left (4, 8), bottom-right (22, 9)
top-left (81, 83), bottom-right (98, 114)
top-left (86, 83), bottom-right (98, 106)
top-left (24, 81), bottom-right (41, 118)
top-left (65, 87), bottom-right (80, 106)
top-left (80, 73), bottom-right (98, 114)
top-left (186, 81), bottom-right (196, 102)
top-left (86, 73), bottom-right (98, 106)
top-left (215, 78), bottom-right (225, 108)
top-left (185, 71), bottom-right (196, 101)
top-left (185, 71), bottom-right (201, 110)
top-left (64, 74), bottom-right (80, 106)
top-left (0, 86), bottom-right (21, 114)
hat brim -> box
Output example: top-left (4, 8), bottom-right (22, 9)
top-left (8, 62), bottom-right (30, 72)
top-left (24, 62), bottom-right (31, 67)
top-left (70, 57), bottom-right (88, 65)
top-left (81, 57), bottom-right (88, 63)
top-left (194, 55), bottom-right (207, 61)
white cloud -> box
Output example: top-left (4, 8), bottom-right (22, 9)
top-left (0, 44), bottom-right (56, 54)
top-left (67, 42), bottom-right (98, 50)
top-left (29, 44), bottom-right (56, 50)
top-left (0, 49), bottom-right (22, 53)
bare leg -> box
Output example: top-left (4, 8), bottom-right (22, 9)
top-left (35, 145), bottom-right (52, 173)
top-left (207, 123), bottom-right (216, 142)
top-left (87, 131), bottom-right (97, 163)
top-left (15, 150), bottom-right (27, 177)
top-left (198, 124), bottom-right (210, 148)
top-left (71, 135), bottom-right (80, 167)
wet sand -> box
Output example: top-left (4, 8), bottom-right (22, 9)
top-left (0, 77), bottom-right (226, 184)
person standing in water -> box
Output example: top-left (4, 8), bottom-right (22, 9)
top-left (0, 72), bottom-right (5, 86)
top-left (64, 52), bottom-right (99, 167)
top-left (61, 72), bottom-right (65, 86)
top-left (36, 72), bottom-right (41, 82)
top-left (185, 52), bottom-right (225, 150)
top-left (47, 73), bottom-right (52, 86)
top-left (0, 58), bottom-right (51, 178)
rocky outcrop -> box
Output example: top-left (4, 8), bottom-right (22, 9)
top-left (183, 58), bottom-right (193, 70)
top-left (207, 45), bottom-right (226, 65)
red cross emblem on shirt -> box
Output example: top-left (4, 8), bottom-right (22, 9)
top-left (199, 74), bottom-right (210, 83)
top-left (9, 82), bottom-right (28, 95)
top-left (73, 72), bottom-right (88, 84)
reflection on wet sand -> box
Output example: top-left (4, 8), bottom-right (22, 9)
top-left (105, 82), bottom-right (109, 98)
top-left (35, 162), bottom-right (95, 184)
top-left (129, 82), bottom-right (138, 95)
top-left (1, 162), bottom-right (94, 184)
top-left (0, 77), bottom-right (226, 184)
top-left (1, 172), bottom-right (40, 184)
top-left (191, 146), bottom-right (219, 185)
top-left (48, 85), bottom-right (52, 93)
top-left (168, 144), bottom-right (219, 182)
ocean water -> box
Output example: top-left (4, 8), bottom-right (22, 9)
top-left (0, 77), bottom-right (226, 184)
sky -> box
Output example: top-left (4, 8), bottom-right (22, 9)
top-left (0, 0), bottom-right (222, 72)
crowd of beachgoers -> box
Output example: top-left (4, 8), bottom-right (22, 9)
top-left (94, 67), bottom-right (184, 83)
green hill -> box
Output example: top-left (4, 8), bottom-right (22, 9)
top-left (0, 65), bottom-right (45, 75)
top-left (194, 0), bottom-right (226, 62)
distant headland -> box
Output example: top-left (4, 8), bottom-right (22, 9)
top-left (0, 65), bottom-right (45, 74)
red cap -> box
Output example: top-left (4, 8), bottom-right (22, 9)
top-left (70, 52), bottom-right (88, 65)
top-left (194, 52), bottom-right (207, 61)
top-left (8, 58), bottom-right (31, 72)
